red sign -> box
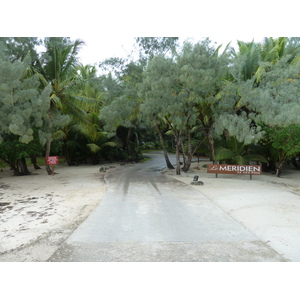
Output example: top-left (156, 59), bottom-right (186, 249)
top-left (46, 156), bottom-right (59, 165)
top-left (207, 164), bottom-right (262, 175)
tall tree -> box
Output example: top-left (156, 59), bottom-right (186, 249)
top-left (139, 54), bottom-right (185, 174)
top-left (215, 38), bottom-right (300, 175)
top-left (34, 37), bottom-right (100, 173)
top-left (176, 39), bottom-right (230, 167)
top-left (0, 37), bottom-right (41, 63)
top-left (99, 58), bottom-right (145, 161)
top-left (135, 37), bottom-right (179, 62)
top-left (0, 42), bottom-right (51, 174)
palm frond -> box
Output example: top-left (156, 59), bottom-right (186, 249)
top-left (243, 154), bottom-right (268, 163)
top-left (102, 141), bottom-right (118, 148)
top-left (50, 94), bottom-right (63, 109)
top-left (71, 95), bottom-right (104, 111)
top-left (87, 143), bottom-right (101, 153)
top-left (52, 129), bottom-right (67, 140)
top-left (215, 146), bottom-right (235, 161)
top-left (233, 155), bottom-right (248, 165)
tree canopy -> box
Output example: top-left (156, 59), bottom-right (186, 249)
top-left (1, 36), bottom-right (300, 177)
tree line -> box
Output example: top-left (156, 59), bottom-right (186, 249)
top-left (1, 37), bottom-right (300, 177)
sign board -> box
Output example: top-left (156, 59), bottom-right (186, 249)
top-left (46, 156), bottom-right (59, 165)
top-left (207, 164), bottom-right (262, 175)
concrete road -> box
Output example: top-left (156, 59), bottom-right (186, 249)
top-left (49, 153), bottom-right (286, 261)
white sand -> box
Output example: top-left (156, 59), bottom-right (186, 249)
top-left (164, 161), bottom-right (300, 261)
top-left (0, 163), bottom-right (109, 261)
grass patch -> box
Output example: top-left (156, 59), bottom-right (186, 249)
top-left (25, 156), bottom-right (46, 167)
top-left (141, 149), bottom-right (163, 154)
top-left (140, 156), bottom-right (151, 163)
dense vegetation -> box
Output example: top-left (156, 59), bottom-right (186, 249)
top-left (1, 37), bottom-right (300, 177)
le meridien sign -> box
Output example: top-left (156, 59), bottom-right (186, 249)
top-left (207, 164), bottom-right (262, 175)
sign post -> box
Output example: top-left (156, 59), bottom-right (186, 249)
top-left (207, 164), bottom-right (262, 179)
top-left (46, 156), bottom-right (59, 175)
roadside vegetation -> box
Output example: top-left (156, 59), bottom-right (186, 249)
top-left (1, 37), bottom-right (300, 177)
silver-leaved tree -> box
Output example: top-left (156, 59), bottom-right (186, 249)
top-left (0, 41), bottom-right (51, 175)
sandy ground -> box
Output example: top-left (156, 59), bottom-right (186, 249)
top-left (163, 160), bottom-right (300, 261)
top-left (1, 158), bottom-right (300, 262)
top-left (0, 163), bottom-right (110, 262)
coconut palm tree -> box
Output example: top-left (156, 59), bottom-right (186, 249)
top-left (34, 37), bottom-right (102, 174)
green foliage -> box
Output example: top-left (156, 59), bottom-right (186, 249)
top-left (230, 40), bottom-right (261, 82)
top-left (0, 37), bottom-right (41, 63)
top-left (0, 133), bottom-right (45, 173)
top-left (215, 136), bottom-right (268, 164)
top-left (0, 49), bottom-right (51, 144)
top-left (264, 125), bottom-right (300, 159)
top-left (135, 37), bottom-right (179, 60)
top-left (2, 36), bottom-right (300, 177)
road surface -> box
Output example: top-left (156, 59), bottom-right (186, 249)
top-left (49, 153), bottom-right (285, 261)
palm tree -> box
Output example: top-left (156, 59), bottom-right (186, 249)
top-left (215, 136), bottom-right (267, 165)
top-left (34, 37), bottom-right (102, 174)
top-left (230, 40), bottom-right (261, 82)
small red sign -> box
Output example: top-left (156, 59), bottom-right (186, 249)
top-left (46, 156), bottom-right (59, 165)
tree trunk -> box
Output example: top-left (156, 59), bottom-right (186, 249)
top-left (165, 116), bottom-right (181, 174)
top-left (126, 127), bottom-right (132, 157)
top-left (45, 110), bottom-right (53, 175)
top-left (17, 157), bottom-right (31, 175)
top-left (156, 123), bottom-right (174, 169)
top-left (180, 138), bottom-right (187, 169)
top-left (182, 125), bottom-right (193, 172)
top-left (175, 139), bottom-right (181, 175)
top-left (45, 138), bottom-right (52, 175)
top-left (0, 157), bottom-right (22, 175)
top-left (31, 155), bottom-right (41, 169)
top-left (63, 140), bottom-right (74, 166)
top-left (207, 129), bottom-right (216, 163)
top-left (182, 155), bottom-right (193, 173)
top-left (276, 159), bottom-right (285, 177)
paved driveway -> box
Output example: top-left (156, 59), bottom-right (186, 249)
top-left (49, 153), bottom-right (286, 261)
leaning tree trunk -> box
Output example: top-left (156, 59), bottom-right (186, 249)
top-left (1, 157), bottom-right (22, 175)
top-left (165, 116), bottom-right (181, 175)
top-left (156, 123), bottom-right (174, 169)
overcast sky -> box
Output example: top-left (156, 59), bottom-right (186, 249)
top-left (71, 36), bottom-right (264, 67)
top-left (2, 1), bottom-right (294, 68)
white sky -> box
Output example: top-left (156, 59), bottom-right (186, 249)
top-left (72, 36), bottom-right (137, 66)
top-left (71, 36), bottom-right (264, 67)
top-left (2, 2), bottom-right (296, 68)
